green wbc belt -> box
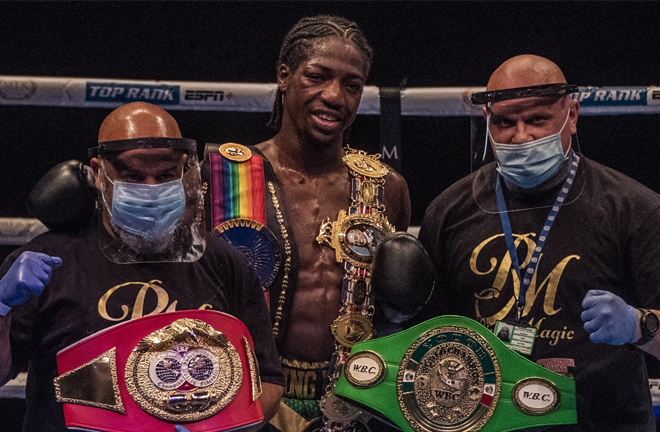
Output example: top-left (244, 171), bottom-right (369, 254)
top-left (334, 315), bottom-right (577, 432)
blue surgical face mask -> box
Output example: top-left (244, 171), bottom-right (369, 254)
top-left (110, 178), bottom-right (186, 240)
top-left (490, 108), bottom-right (571, 189)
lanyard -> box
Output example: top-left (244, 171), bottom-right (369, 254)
top-left (495, 153), bottom-right (580, 320)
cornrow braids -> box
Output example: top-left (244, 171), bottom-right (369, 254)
top-left (267, 15), bottom-right (373, 132)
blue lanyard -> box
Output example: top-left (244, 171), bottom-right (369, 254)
top-left (495, 153), bottom-right (580, 320)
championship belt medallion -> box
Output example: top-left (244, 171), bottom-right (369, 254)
top-left (219, 142), bottom-right (252, 162)
top-left (124, 318), bottom-right (243, 422)
top-left (331, 313), bottom-right (374, 348)
top-left (333, 315), bottom-right (577, 432)
top-left (319, 390), bottom-right (363, 423)
top-left (214, 218), bottom-right (280, 289)
top-left (53, 310), bottom-right (264, 432)
top-left (343, 152), bottom-right (388, 178)
top-left (398, 325), bottom-right (500, 432)
top-left (343, 351), bottom-right (386, 389)
top-left (318, 210), bottom-right (393, 268)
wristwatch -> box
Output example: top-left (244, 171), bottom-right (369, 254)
top-left (634, 308), bottom-right (659, 346)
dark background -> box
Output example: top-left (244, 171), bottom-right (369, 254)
top-left (2, 1), bottom-right (660, 227)
top-left (1, 1), bottom-right (660, 428)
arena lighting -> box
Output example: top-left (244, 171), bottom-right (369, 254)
top-left (1, 76), bottom-right (660, 244)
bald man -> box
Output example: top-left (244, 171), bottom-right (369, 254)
top-left (417, 55), bottom-right (660, 431)
top-left (0, 102), bottom-right (283, 432)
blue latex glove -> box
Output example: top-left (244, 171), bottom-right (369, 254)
top-left (0, 251), bottom-right (62, 307)
top-left (581, 289), bottom-right (638, 345)
top-left (174, 426), bottom-right (191, 432)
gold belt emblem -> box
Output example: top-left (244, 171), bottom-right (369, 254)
top-left (125, 318), bottom-right (243, 422)
top-left (219, 142), bottom-right (252, 162)
top-left (398, 325), bottom-right (501, 432)
top-left (330, 313), bottom-right (374, 348)
top-left (317, 210), bottom-right (394, 270)
top-left (343, 153), bottom-right (388, 178)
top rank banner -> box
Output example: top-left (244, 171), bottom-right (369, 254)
top-left (574, 86), bottom-right (660, 114)
top-left (0, 76), bottom-right (381, 115)
top-left (0, 76), bottom-right (659, 116)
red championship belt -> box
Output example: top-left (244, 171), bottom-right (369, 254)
top-left (53, 310), bottom-right (264, 432)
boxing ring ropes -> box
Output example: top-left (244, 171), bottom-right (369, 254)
top-left (1, 76), bottom-right (659, 248)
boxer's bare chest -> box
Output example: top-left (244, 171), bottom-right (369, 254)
top-left (275, 165), bottom-right (350, 267)
top-left (273, 163), bottom-right (353, 360)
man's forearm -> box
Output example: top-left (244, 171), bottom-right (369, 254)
top-left (240, 382), bottom-right (283, 432)
top-left (260, 382), bottom-right (283, 423)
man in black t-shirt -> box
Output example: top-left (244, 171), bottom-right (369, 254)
top-left (417, 55), bottom-right (660, 431)
top-left (0, 102), bottom-right (284, 432)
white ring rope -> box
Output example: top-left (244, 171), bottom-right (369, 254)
top-left (0, 76), bottom-right (659, 115)
top-left (2, 76), bottom-right (660, 244)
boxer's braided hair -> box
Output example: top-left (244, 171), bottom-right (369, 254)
top-left (267, 15), bottom-right (373, 133)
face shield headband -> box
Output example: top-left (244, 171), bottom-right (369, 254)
top-left (89, 137), bottom-right (197, 158)
top-left (470, 83), bottom-right (579, 106)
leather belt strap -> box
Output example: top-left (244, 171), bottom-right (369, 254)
top-left (54, 310), bottom-right (263, 432)
top-left (206, 143), bottom-right (281, 299)
top-left (334, 315), bottom-right (577, 432)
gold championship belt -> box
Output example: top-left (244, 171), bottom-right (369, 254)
top-left (315, 147), bottom-right (395, 431)
top-left (53, 310), bottom-right (263, 432)
top-left (334, 315), bottom-right (578, 432)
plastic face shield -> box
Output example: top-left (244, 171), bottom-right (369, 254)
top-left (93, 137), bottom-right (207, 263)
top-left (468, 83), bottom-right (583, 214)
top-left (469, 83), bottom-right (579, 172)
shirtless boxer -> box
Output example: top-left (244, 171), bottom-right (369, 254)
top-left (243, 15), bottom-right (410, 432)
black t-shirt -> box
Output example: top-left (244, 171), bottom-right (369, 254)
top-left (419, 156), bottom-right (660, 432)
top-left (2, 220), bottom-right (284, 432)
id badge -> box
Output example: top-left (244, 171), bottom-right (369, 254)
top-left (494, 319), bottom-right (537, 356)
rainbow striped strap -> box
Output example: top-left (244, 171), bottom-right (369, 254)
top-left (207, 144), bottom-right (280, 293)
top-left (208, 143), bottom-right (266, 228)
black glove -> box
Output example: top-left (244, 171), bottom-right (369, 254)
top-left (371, 231), bottom-right (435, 325)
top-left (26, 160), bottom-right (97, 231)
